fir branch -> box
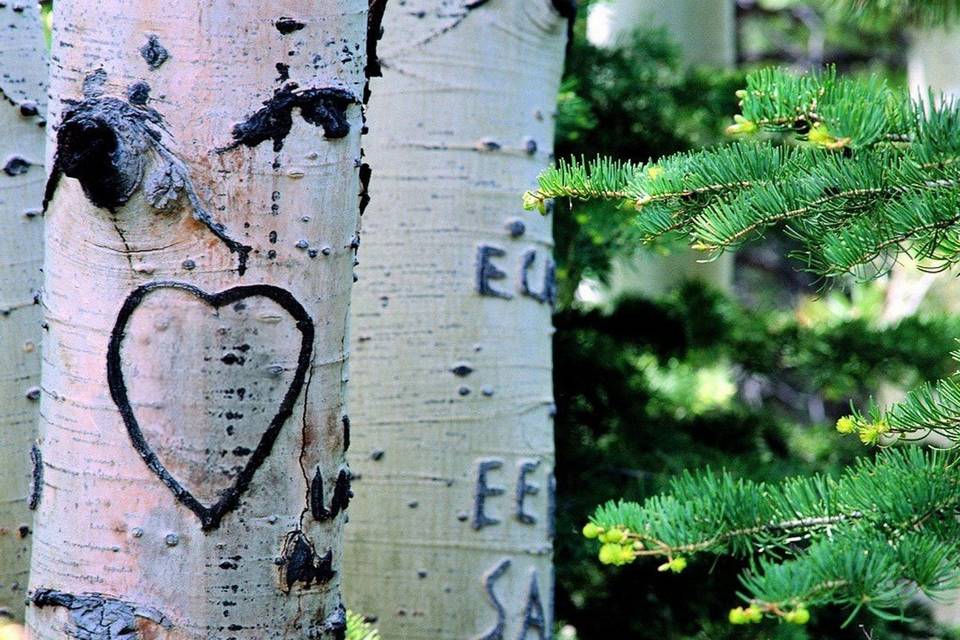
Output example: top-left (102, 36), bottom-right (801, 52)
top-left (585, 449), bottom-right (960, 622)
top-left (738, 528), bottom-right (960, 626)
top-left (527, 68), bottom-right (960, 278)
top-left (841, 373), bottom-right (960, 445)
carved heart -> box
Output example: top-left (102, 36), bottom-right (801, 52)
top-left (106, 281), bottom-right (314, 531)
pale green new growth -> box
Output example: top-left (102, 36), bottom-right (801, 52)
top-left (346, 611), bottom-right (381, 640)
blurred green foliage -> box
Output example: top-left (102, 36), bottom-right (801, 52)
top-left (346, 611), bottom-right (380, 640)
top-left (40, 1), bottom-right (51, 47)
top-left (553, 282), bottom-right (960, 639)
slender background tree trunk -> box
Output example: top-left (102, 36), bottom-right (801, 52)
top-left (900, 28), bottom-right (960, 628)
top-left (588, 0), bottom-right (735, 64)
top-left (26, 2), bottom-right (366, 638)
top-left (876, 27), bottom-right (960, 326)
top-left (344, 1), bottom-right (568, 638)
top-left (588, 0), bottom-right (735, 299)
top-left (0, 0), bottom-right (47, 623)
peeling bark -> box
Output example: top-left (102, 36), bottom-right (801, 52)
top-left (31, 589), bottom-right (172, 639)
top-left (27, 2), bottom-right (367, 638)
top-left (0, 0), bottom-right (46, 623)
top-left (344, 1), bottom-right (566, 637)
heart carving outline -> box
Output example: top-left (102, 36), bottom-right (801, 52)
top-left (106, 281), bottom-right (315, 531)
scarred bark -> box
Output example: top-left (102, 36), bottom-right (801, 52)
top-left (26, 2), bottom-right (367, 638)
top-left (0, 0), bottom-right (47, 623)
top-left (343, 1), bottom-right (566, 638)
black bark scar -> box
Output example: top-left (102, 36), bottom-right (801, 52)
top-left (358, 163), bottom-right (372, 215)
top-left (44, 86), bottom-right (251, 274)
top-left (219, 85), bottom-right (358, 153)
top-left (28, 443), bottom-right (42, 510)
top-left (3, 156), bottom-right (32, 176)
top-left (366, 0), bottom-right (388, 80)
top-left (140, 35), bottom-right (169, 69)
top-left (319, 604), bottom-right (347, 640)
top-left (31, 589), bottom-right (172, 639)
top-left (279, 531), bottom-right (335, 591)
top-left (106, 281), bottom-right (315, 531)
top-left (310, 468), bottom-right (329, 520)
top-left (275, 17), bottom-right (306, 34)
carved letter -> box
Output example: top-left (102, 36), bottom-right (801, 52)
top-left (518, 570), bottom-right (547, 640)
top-left (515, 459), bottom-right (540, 525)
top-left (310, 467), bottom-right (352, 521)
top-left (547, 471), bottom-right (556, 540)
top-left (520, 250), bottom-right (556, 307)
top-left (473, 458), bottom-right (505, 530)
top-left (542, 257), bottom-right (557, 308)
top-left (477, 245), bottom-right (512, 299)
top-left (474, 558), bottom-right (510, 640)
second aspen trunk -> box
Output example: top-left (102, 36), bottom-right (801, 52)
top-left (26, 2), bottom-right (366, 638)
top-left (0, 0), bottom-right (46, 623)
top-left (344, 1), bottom-right (568, 638)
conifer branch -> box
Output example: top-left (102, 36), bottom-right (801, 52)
top-left (584, 449), bottom-right (960, 624)
top-left (526, 69), bottom-right (960, 279)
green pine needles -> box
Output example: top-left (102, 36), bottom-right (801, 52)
top-left (585, 449), bottom-right (960, 626)
top-left (533, 64), bottom-right (960, 627)
top-left (842, 347), bottom-right (960, 445)
top-left (525, 67), bottom-right (960, 279)
top-left (346, 611), bottom-right (381, 640)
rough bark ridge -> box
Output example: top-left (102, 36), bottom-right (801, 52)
top-left (0, 0), bottom-right (47, 622)
top-left (344, 1), bottom-right (566, 638)
top-left (26, 2), bottom-right (367, 638)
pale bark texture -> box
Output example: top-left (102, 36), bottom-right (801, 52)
top-left (0, 0), bottom-right (47, 623)
top-left (589, 0), bottom-right (735, 65)
top-left (343, 1), bottom-right (567, 638)
top-left (902, 27), bottom-right (960, 626)
top-left (588, 0), bottom-right (735, 299)
top-left (26, 2), bottom-right (366, 638)
top-left (876, 28), bottom-right (960, 326)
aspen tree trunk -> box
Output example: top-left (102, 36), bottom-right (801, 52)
top-left (877, 28), bottom-right (960, 325)
top-left (589, 0), bottom-right (735, 299)
top-left (0, 0), bottom-right (47, 623)
top-left (901, 28), bottom-right (960, 627)
top-left (343, 2), bottom-right (568, 638)
top-left (26, 2), bottom-right (367, 638)
top-left (589, 0), bottom-right (735, 65)
top-left (875, 33), bottom-right (960, 325)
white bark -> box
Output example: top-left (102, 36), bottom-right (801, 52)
top-left (876, 28), bottom-right (960, 326)
top-left (586, 0), bottom-right (736, 300)
top-left (902, 27), bottom-right (960, 626)
top-left (343, 2), bottom-right (567, 638)
top-left (0, 0), bottom-right (47, 623)
top-left (588, 0), bottom-right (735, 66)
top-left (26, 2), bottom-right (366, 638)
